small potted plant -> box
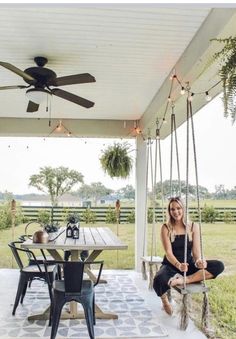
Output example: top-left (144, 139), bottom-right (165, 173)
top-left (212, 36), bottom-right (236, 121)
top-left (100, 142), bottom-right (133, 178)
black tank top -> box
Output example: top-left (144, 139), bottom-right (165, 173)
top-left (162, 224), bottom-right (194, 267)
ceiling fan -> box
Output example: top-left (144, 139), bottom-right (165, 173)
top-left (0, 56), bottom-right (95, 112)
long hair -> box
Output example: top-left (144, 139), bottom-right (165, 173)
top-left (166, 197), bottom-right (191, 242)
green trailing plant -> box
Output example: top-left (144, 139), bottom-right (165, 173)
top-left (212, 36), bottom-right (236, 121)
top-left (100, 142), bottom-right (133, 178)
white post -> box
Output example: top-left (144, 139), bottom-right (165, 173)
top-left (135, 136), bottom-right (148, 271)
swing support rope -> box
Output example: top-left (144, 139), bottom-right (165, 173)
top-left (170, 103), bottom-right (182, 197)
top-left (142, 126), bottom-right (165, 261)
top-left (180, 93), bottom-right (210, 332)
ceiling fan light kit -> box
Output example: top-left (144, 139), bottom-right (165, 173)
top-left (0, 56), bottom-right (96, 112)
top-left (26, 88), bottom-right (51, 104)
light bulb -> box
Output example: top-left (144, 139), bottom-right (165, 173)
top-left (180, 87), bottom-right (185, 95)
top-left (167, 96), bottom-right (171, 102)
top-left (56, 120), bottom-right (62, 131)
top-left (188, 93), bottom-right (194, 102)
top-left (205, 91), bottom-right (212, 102)
top-left (162, 117), bottom-right (167, 124)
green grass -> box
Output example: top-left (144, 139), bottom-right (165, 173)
top-left (1, 221), bottom-right (236, 338)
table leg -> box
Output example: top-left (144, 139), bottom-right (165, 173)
top-left (85, 250), bottom-right (107, 284)
top-left (28, 305), bottom-right (50, 321)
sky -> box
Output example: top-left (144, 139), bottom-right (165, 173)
top-left (0, 94), bottom-right (235, 195)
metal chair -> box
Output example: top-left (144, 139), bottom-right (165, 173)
top-left (18, 234), bottom-right (52, 264)
top-left (8, 241), bottom-right (56, 315)
top-left (44, 259), bottom-right (103, 339)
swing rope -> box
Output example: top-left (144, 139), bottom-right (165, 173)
top-left (141, 127), bottom-right (163, 289)
top-left (189, 101), bottom-right (210, 332)
top-left (158, 133), bottom-right (165, 223)
top-left (142, 137), bottom-right (151, 258)
top-left (170, 103), bottom-right (182, 197)
top-left (179, 94), bottom-right (210, 332)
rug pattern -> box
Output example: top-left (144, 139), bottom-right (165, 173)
top-left (0, 273), bottom-right (168, 338)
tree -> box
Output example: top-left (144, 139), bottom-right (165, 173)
top-left (29, 166), bottom-right (84, 222)
top-left (77, 182), bottom-right (113, 206)
top-left (116, 185), bottom-right (135, 200)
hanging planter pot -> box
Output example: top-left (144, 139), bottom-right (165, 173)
top-left (100, 142), bottom-right (133, 178)
top-left (212, 36), bottom-right (236, 122)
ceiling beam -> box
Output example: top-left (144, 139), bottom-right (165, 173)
top-left (0, 117), bottom-right (136, 139)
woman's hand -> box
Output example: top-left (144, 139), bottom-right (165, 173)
top-left (178, 262), bottom-right (189, 272)
top-left (195, 258), bottom-right (207, 269)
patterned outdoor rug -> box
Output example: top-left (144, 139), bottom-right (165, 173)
top-left (0, 273), bottom-right (168, 338)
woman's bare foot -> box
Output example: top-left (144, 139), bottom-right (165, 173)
top-left (161, 293), bottom-right (173, 315)
top-left (168, 273), bottom-right (185, 287)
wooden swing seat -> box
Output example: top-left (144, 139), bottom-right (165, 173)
top-left (141, 255), bottom-right (163, 289)
top-left (173, 282), bottom-right (209, 295)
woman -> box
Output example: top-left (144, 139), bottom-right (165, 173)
top-left (153, 196), bottom-right (224, 316)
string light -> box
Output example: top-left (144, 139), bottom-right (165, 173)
top-left (205, 91), bottom-right (212, 102)
top-left (162, 117), bottom-right (167, 124)
top-left (167, 96), bottom-right (171, 102)
top-left (47, 120), bottom-right (73, 137)
top-left (180, 87), bottom-right (185, 95)
top-left (188, 93), bottom-right (194, 102)
top-left (56, 120), bottom-right (62, 131)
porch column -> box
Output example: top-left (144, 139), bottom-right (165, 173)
top-left (135, 135), bottom-right (148, 271)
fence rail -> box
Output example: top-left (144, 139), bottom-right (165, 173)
top-left (21, 205), bottom-right (236, 223)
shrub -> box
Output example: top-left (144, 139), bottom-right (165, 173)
top-left (105, 208), bottom-right (117, 223)
top-left (223, 211), bottom-right (234, 224)
top-left (0, 200), bottom-right (23, 230)
top-left (81, 209), bottom-right (96, 224)
top-left (127, 209), bottom-right (135, 223)
top-left (148, 208), bottom-right (157, 223)
top-left (201, 205), bottom-right (219, 223)
top-left (37, 209), bottom-right (51, 224)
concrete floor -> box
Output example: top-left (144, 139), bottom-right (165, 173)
top-left (0, 269), bottom-right (206, 339)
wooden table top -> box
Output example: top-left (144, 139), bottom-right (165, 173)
top-left (21, 226), bottom-right (128, 251)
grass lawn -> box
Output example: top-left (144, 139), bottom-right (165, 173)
top-left (0, 221), bottom-right (235, 338)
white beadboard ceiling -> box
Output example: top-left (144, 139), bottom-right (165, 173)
top-left (0, 4), bottom-right (236, 138)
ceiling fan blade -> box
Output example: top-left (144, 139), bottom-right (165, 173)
top-left (0, 61), bottom-right (36, 82)
top-left (0, 85), bottom-right (28, 90)
top-left (51, 88), bottom-right (94, 108)
top-left (27, 101), bottom-right (39, 113)
top-left (49, 73), bottom-right (96, 87)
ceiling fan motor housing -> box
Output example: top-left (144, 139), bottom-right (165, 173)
top-left (23, 67), bottom-right (57, 88)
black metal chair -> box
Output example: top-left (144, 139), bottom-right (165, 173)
top-left (8, 241), bottom-right (56, 316)
top-left (18, 234), bottom-right (53, 264)
top-left (44, 259), bottom-right (103, 339)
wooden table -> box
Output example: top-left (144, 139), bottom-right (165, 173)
top-left (21, 226), bottom-right (128, 321)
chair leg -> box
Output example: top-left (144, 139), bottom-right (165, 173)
top-left (82, 302), bottom-right (95, 339)
top-left (50, 296), bottom-right (65, 339)
top-left (12, 274), bottom-right (27, 315)
top-left (28, 277), bottom-right (34, 288)
top-left (20, 281), bottom-right (28, 304)
top-left (93, 295), bottom-right (96, 325)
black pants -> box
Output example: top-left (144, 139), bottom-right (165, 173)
top-left (153, 259), bottom-right (224, 297)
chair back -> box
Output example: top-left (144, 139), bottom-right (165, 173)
top-left (44, 260), bottom-right (104, 293)
top-left (8, 241), bottom-right (42, 272)
top-left (64, 261), bottom-right (84, 293)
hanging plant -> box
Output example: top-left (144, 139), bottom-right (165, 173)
top-left (212, 36), bottom-right (236, 122)
top-left (100, 142), bottom-right (133, 178)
